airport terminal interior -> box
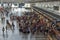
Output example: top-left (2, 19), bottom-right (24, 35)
top-left (0, 0), bottom-right (60, 40)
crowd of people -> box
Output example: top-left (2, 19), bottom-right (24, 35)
top-left (0, 7), bottom-right (60, 40)
top-left (16, 12), bottom-right (55, 34)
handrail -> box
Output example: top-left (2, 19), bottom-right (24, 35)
top-left (32, 6), bottom-right (60, 21)
top-left (34, 9), bottom-right (53, 21)
top-left (32, 7), bottom-right (55, 22)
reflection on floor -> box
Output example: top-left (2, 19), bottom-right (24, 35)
top-left (0, 17), bottom-right (48, 40)
top-left (0, 9), bottom-right (48, 40)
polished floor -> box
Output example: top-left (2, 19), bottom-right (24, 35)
top-left (0, 8), bottom-right (48, 40)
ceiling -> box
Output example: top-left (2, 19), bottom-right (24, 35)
top-left (0, 0), bottom-right (60, 3)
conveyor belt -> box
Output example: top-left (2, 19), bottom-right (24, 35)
top-left (32, 6), bottom-right (60, 21)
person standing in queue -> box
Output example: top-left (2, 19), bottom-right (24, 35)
top-left (6, 26), bottom-right (7, 33)
top-left (2, 27), bottom-right (5, 33)
top-left (12, 22), bottom-right (15, 30)
top-left (2, 27), bottom-right (5, 37)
